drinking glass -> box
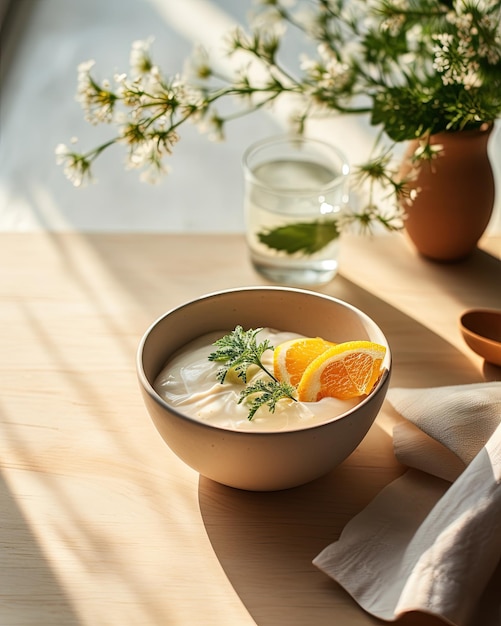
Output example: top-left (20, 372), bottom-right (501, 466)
top-left (243, 135), bottom-right (350, 286)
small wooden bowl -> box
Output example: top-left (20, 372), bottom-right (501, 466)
top-left (459, 309), bottom-right (501, 367)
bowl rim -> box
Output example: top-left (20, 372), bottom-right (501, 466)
top-left (136, 285), bottom-right (392, 436)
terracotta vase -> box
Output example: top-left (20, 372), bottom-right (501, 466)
top-left (399, 124), bottom-right (495, 262)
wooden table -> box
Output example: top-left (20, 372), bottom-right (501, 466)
top-left (1, 232), bottom-right (500, 626)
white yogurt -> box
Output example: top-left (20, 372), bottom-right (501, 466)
top-left (153, 328), bottom-right (361, 432)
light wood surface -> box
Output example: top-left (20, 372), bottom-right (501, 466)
top-left (1, 232), bottom-right (500, 626)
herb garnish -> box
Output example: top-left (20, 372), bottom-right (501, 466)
top-left (208, 326), bottom-right (297, 420)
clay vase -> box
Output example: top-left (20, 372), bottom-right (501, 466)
top-left (399, 124), bottom-right (495, 262)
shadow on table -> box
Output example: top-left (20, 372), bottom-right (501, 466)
top-left (198, 274), bottom-right (488, 626)
top-left (0, 459), bottom-right (80, 625)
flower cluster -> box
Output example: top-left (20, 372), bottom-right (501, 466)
top-left (57, 0), bottom-right (501, 231)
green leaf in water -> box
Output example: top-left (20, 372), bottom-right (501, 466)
top-left (257, 219), bottom-right (340, 255)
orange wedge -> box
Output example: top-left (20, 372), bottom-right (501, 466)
top-left (273, 336), bottom-right (336, 387)
top-left (297, 340), bottom-right (386, 401)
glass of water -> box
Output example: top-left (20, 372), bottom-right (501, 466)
top-left (243, 134), bottom-right (350, 286)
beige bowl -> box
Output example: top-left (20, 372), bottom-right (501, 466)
top-left (137, 287), bottom-right (391, 491)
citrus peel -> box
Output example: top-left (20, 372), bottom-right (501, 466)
top-left (296, 340), bottom-right (386, 401)
top-left (273, 336), bottom-right (336, 387)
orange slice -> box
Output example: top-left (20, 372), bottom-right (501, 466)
top-left (273, 336), bottom-right (336, 387)
top-left (297, 340), bottom-right (386, 401)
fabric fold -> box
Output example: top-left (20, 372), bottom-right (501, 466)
top-left (392, 420), bottom-right (466, 482)
top-left (388, 382), bottom-right (501, 465)
top-left (313, 382), bottom-right (501, 626)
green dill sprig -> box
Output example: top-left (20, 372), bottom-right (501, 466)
top-left (238, 379), bottom-right (297, 421)
top-left (208, 325), bottom-right (273, 383)
top-left (208, 326), bottom-right (297, 420)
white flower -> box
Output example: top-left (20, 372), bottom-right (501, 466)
top-left (54, 143), bottom-right (69, 163)
top-left (299, 53), bottom-right (317, 73)
top-left (77, 59), bottom-right (95, 79)
top-left (125, 132), bottom-right (179, 183)
top-left (130, 37), bottom-right (155, 77)
top-left (380, 0), bottom-right (409, 37)
top-left (178, 84), bottom-right (207, 121)
top-left (462, 68), bottom-right (483, 90)
top-left (76, 60), bottom-right (96, 105)
top-left (54, 143), bottom-right (92, 187)
top-left (183, 45), bottom-right (212, 82)
top-left (303, 43), bottom-right (352, 91)
top-left (129, 37), bottom-right (162, 93)
top-left (195, 110), bottom-right (225, 142)
top-left (75, 58), bottom-right (116, 124)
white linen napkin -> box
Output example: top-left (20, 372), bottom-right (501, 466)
top-left (313, 382), bottom-right (501, 626)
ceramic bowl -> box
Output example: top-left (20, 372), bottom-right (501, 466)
top-left (137, 286), bottom-right (391, 491)
top-left (459, 308), bottom-right (501, 367)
